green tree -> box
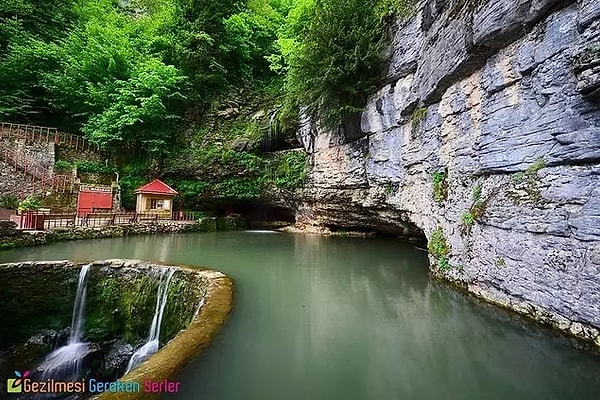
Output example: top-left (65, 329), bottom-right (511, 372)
top-left (0, 37), bottom-right (61, 122)
top-left (83, 58), bottom-right (188, 159)
top-left (168, 0), bottom-right (242, 103)
top-left (0, 0), bottom-right (76, 53)
top-left (277, 0), bottom-right (413, 126)
top-left (223, 0), bottom-right (283, 82)
top-left (284, 0), bottom-right (386, 125)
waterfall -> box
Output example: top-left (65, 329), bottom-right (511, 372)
top-left (192, 297), bottom-right (205, 321)
top-left (38, 265), bottom-right (91, 380)
top-left (125, 268), bottom-right (175, 373)
top-left (69, 264), bottom-right (90, 344)
top-left (265, 110), bottom-right (279, 152)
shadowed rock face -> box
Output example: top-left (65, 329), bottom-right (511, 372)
top-left (293, 0), bottom-right (600, 347)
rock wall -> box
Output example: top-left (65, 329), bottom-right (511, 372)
top-left (296, 0), bottom-right (600, 346)
top-left (11, 139), bottom-right (55, 171)
top-left (0, 139), bottom-right (55, 197)
top-left (0, 160), bottom-right (37, 197)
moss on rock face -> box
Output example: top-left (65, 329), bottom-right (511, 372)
top-left (85, 264), bottom-right (202, 345)
top-left (161, 272), bottom-right (206, 342)
top-left (0, 262), bottom-right (78, 348)
top-left (0, 261), bottom-right (205, 352)
top-left (85, 269), bottom-right (160, 344)
top-left (428, 226), bottom-right (451, 270)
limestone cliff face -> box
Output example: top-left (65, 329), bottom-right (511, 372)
top-left (295, 0), bottom-right (600, 346)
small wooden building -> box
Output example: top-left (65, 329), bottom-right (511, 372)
top-left (134, 179), bottom-right (178, 215)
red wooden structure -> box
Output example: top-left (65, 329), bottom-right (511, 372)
top-left (134, 179), bottom-right (178, 214)
top-left (134, 179), bottom-right (179, 196)
top-left (77, 186), bottom-right (113, 215)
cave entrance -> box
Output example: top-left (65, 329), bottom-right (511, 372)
top-left (212, 201), bottom-right (296, 229)
top-left (323, 220), bottom-right (426, 243)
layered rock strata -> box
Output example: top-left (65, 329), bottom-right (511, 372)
top-left (295, 0), bottom-right (600, 346)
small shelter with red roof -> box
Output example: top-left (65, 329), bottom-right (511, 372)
top-left (134, 179), bottom-right (178, 215)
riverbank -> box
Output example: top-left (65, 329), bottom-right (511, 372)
top-left (430, 268), bottom-right (600, 352)
top-left (0, 217), bottom-right (246, 250)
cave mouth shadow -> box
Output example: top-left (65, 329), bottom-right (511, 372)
top-left (323, 221), bottom-right (427, 244)
top-left (211, 202), bottom-right (296, 229)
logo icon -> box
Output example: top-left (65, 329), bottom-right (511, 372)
top-left (7, 370), bottom-right (29, 393)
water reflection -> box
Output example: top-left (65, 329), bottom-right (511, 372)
top-left (1, 233), bottom-right (599, 400)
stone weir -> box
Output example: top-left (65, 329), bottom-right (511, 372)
top-left (287, 0), bottom-right (600, 348)
top-left (0, 259), bottom-right (233, 399)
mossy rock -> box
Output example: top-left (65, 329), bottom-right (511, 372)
top-left (0, 262), bottom-right (77, 347)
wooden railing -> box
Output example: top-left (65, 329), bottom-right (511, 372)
top-left (0, 122), bottom-right (98, 151)
top-left (20, 175), bottom-right (73, 199)
top-left (0, 123), bottom-right (82, 198)
top-left (0, 142), bottom-right (74, 198)
top-left (14, 210), bottom-right (200, 230)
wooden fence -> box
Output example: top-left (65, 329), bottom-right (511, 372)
top-left (0, 143), bottom-right (73, 198)
top-left (0, 122), bottom-right (98, 152)
top-left (0, 124), bottom-right (80, 199)
top-left (22, 175), bottom-right (73, 199)
top-left (15, 210), bottom-right (200, 230)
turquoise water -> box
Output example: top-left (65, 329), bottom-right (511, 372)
top-left (1, 231), bottom-right (599, 399)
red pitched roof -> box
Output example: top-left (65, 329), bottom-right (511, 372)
top-left (134, 179), bottom-right (178, 195)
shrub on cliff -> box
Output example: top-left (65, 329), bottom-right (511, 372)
top-left (18, 195), bottom-right (42, 213)
top-left (280, 0), bottom-right (414, 126)
top-left (0, 194), bottom-right (19, 209)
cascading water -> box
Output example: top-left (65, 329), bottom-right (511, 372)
top-left (38, 265), bottom-right (91, 380)
top-left (125, 268), bottom-right (175, 373)
top-left (69, 265), bottom-right (90, 345)
top-left (264, 110), bottom-right (279, 152)
top-left (192, 297), bottom-right (205, 321)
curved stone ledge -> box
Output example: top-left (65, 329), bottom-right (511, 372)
top-left (95, 263), bottom-right (233, 400)
top-left (0, 259), bottom-right (233, 399)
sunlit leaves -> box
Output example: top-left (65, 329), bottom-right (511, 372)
top-left (83, 58), bottom-right (188, 158)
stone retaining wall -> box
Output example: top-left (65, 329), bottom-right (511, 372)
top-left (0, 216), bottom-right (246, 250)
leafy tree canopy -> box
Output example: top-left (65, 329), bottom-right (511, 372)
top-left (0, 0), bottom-right (415, 163)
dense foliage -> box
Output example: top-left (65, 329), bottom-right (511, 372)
top-left (0, 0), bottom-right (414, 206)
top-left (17, 195), bottom-right (42, 212)
top-left (281, 0), bottom-right (412, 125)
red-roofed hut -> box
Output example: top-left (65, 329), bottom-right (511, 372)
top-left (134, 179), bottom-right (178, 215)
